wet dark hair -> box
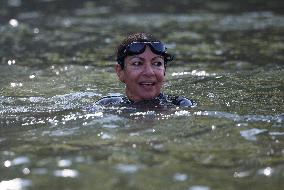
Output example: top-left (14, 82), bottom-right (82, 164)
top-left (116, 32), bottom-right (173, 69)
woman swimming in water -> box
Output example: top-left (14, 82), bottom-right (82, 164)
top-left (96, 32), bottom-right (194, 107)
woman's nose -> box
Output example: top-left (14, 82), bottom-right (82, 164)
top-left (143, 63), bottom-right (155, 76)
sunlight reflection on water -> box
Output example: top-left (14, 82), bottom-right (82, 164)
top-left (173, 173), bottom-right (188, 181)
top-left (116, 164), bottom-right (140, 173)
top-left (188, 185), bottom-right (210, 190)
top-left (9, 19), bottom-right (19, 27)
top-left (171, 70), bottom-right (217, 77)
top-left (54, 169), bottom-right (79, 178)
top-left (0, 178), bottom-right (31, 190)
top-left (4, 156), bottom-right (30, 167)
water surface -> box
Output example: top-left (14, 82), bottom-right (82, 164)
top-left (0, 1), bottom-right (284, 190)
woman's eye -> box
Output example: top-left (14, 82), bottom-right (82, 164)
top-left (153, 61), bottom-right (164, 67)
top-left (132, 61), bottom-right (143, 66)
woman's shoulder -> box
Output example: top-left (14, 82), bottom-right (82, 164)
top-left (163, 93), bottom-right (195, 107)
top-left (95, 95), bottom-right (126, 106)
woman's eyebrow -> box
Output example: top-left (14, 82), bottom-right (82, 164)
top-left (130, 56), bottom-right (145, 61)
top-left (151, 55), bottom-right (164, 61)
top-left (129, 55), bottom-right (163, 61)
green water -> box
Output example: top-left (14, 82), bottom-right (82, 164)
top-left (0, 1), bottom-right (283, 190)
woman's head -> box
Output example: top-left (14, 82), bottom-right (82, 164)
top-left (115, 32), bottom-right (173, 102)
top-left (116, 32), bottom-right (173, 69)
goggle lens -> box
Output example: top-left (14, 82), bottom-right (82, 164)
top-left (151, 42), bottom-right (166, 53)
top-left (124, 42), bottom-right (167, 56)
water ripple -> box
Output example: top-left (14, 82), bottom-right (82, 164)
top-left (240, 128), bottom-right (267, 141)
top-left (0, 92), bottom-right (100, 115)
top-left (194, 111), bottom-right (283, 123)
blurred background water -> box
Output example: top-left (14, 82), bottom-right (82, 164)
top-left (0, 0), bottom-right (284, 190)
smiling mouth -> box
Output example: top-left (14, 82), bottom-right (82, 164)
top-left (139, 82), bottom-right (155, 86)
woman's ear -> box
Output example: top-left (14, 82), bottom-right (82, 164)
top-left (115, 63), bottom-right (125, 83)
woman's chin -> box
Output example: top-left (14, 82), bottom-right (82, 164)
top-left (126, 89), bottom-right (161, 102)
top-left (139, 93), bottom-right (159, 101)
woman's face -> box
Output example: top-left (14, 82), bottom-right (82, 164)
top-left (116, 46), bottom-right (166, 102)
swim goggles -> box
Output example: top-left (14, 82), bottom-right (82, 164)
top-left (118, 41), bottom-right (174, 65)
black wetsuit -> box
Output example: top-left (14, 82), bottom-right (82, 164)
top-left (95, 93), bottom-right (194, 108)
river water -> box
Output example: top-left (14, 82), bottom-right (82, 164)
top-left (0, 0), bottom-right (284, 190)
